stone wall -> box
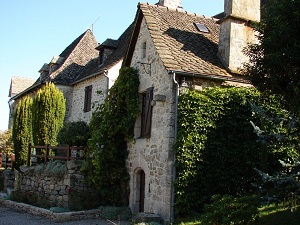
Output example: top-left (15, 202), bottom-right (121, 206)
top-left (1, 169), bottom-right (15, 193)
top-left (127, 18), bottom-right (176, 222)
top-left (16, 160), bottom-right (100, 210)
top-left (69, 60), bottom-right (122, 124)
top-left (69, 75), bottom-right (107, 123)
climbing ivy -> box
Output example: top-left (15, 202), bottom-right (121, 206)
top-left (174, 87), bottom-right (298, 216)
top-left (83, 67), bottom-right (140, 206)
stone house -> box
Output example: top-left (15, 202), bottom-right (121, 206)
top-left (8, 25), bottom-right (133, 128)
top-left (123, 0), bottom-right (260, 222)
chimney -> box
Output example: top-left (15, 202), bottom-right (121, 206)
top-left (158, 0), bottom-right (182, 9)
top-left (218, 0), bottom-right (260, 74)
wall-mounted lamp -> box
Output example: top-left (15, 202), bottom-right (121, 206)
top-left (180, 77), bottom-right (190, 94)
top-left (180, 77), bottom-right (189, 88)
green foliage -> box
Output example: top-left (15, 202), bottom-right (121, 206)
top-left (12, 190), bottom-right (52, 209)
top-left (201, 195), bottom-right (259, 225)
top-left (250, 101), bottom-right (300, 173)
top-left (12, 96), bottom-right (33, 168)
top-left (83, 67), bottom-right (140, 206)
top-left (32, 82), bottom-right (66, 161)
top-left (244, 0), bottom-right (300, 115)
top-left (34, 161), bottom-right (67, 178)
top-left (57, 121), bottom-right (90, 146)
top-left (174, 87), bottom-right (298, 216)
top-left (32, 82), bottom-right (66, 146)
top-left (254, 160), bottom-right (300, 206)
top-left (99, 206), bottom-right (132, 220)
top-left (175, 87), bottom-right (261, 215)
top-left (0, 130), bottom-right (14, 155)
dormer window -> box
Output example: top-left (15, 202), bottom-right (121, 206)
top-left (39, 63), bottom-right (50, 82)
top-left (95, 39), bottom-right (118, 67)
top-left (99, 49), bottom-right (104, 65)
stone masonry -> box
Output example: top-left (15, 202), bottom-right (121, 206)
top-left (127, 18), bottom-right (176, 222)
top-left (16, 160), bottom-right (100, 210)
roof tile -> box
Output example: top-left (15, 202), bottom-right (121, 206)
top-left (139, 3), bottom-right (230, 77)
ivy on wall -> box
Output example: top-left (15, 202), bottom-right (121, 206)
top-left (174, 87), bottom-right (298, 216)
top-left (83, 67), bottom-right (140, 206)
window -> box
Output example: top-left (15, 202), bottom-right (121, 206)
top-left (194, 23), bottom-right (210, 33)
top-left (84, 85), bottom-right (92, 112)
top-left (141, 87), bottom-right (153, 138)
top-left (142, 41), bottom-right (147, 59)
top-left (99, 49), bottom-right (104, 65)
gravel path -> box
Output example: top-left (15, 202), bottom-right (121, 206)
top-left (0, 205), bottom-right (126, 225)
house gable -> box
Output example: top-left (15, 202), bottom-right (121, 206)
top-left (125, 3), bottom-right (230, 78)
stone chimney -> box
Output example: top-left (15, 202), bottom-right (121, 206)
top-left (158, 0), bottom-right (182, 9)
top-left (218, 0), bottom-right (260, 74)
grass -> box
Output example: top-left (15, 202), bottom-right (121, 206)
top-left (253, 204), bottom-right (300, 225)
top-left (175, 204), bottom-right (300, 225)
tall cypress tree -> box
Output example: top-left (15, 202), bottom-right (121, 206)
top-left (12, 95), bottom-right (33, 168)
top-left (32, 82), bottom-right (66, 146)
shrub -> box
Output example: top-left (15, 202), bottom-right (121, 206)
top-left (57, 121), bottom-right (90, 146)
top-left (99, 206), bottom-right (132, 220)
top-left (201, 195), bottom-right (259, 225)
top-left (12, 96), bottom-right (33, 168)
top-left (32, 82), bottom-right (66, 146)
top-left (34, 161), bottom-right (67, 178)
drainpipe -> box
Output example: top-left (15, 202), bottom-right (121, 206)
top-left (7, 99), bottom-right (13, 130)
top-left (103, 69), bottom-right (109, 97)
top-left (170, 72), bottom-right (179, 223)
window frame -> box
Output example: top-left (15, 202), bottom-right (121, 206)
top-left (140, 87), bottom-right (153, 138)
top-left (83, 85), bottom-right (93, 112)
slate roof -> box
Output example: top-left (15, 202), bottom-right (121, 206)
top-left (73, 23), bottom-right (134, 83)
top-left (9, 76), bottom-right (36, 97)
top-left (96, 39), bottom-right (119, 49)
top-left (50, 29), bottom-right (99, 85)
top-left (125, 3), bottom-right (231, 77)
top-left (11, 30), bottom-right (99, 101)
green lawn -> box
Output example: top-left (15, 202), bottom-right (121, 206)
top-left (176, 205), bottom-right (300, 225)
top-left (253, 205), bottom-right (300, 225)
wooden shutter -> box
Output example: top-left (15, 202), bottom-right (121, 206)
top-left (141, 87), bottom-right (153, 138)
top-left (84, 85), bottom-right (92, 112)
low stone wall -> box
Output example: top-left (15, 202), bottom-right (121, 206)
top-left (2, 169), bottom-right (15, 193)
top-left (16, 160), bottom-right (100, 210)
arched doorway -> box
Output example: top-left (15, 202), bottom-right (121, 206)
top-left (137, 170), bottom-right (145, 212)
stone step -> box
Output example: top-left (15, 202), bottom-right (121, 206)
top-left (133, 212), bottom-right (162, 223)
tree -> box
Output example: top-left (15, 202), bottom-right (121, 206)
top-left (12, 96), bottom-right (33, 168)
top-left (244, 0), bottom-right (300, 115)
top-left (32, 82), bottom-right (66, 146)
top-left (0, 129), bottom-right (14, 155)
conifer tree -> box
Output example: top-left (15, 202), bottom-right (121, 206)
top-left (32, 82), bottom-right (66, 146)
top-left (12, 96), bottom-right (33, 168)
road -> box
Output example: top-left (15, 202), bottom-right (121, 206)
top-left (0, 206), bottom-right (125, 225)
